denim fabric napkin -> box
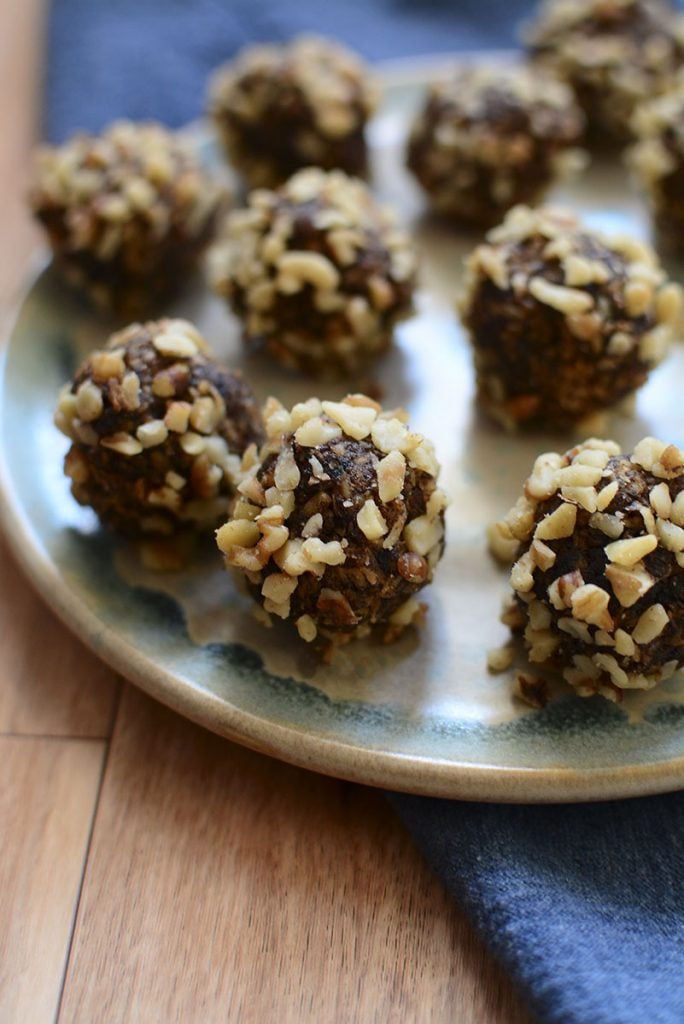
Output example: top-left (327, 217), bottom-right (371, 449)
top-left (46, 3), bottom-right (684, 1022)
top-left (46, 0), bottom-right (527, 140)
top-left (392, 793), bottom-right (684, 1024)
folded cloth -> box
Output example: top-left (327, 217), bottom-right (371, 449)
top-left (391, 793), bottom-right (684, 1024)
top-left (46, 0), bottom-right (528, 141)
top-left (45, 3), bottom-right (684, 1023)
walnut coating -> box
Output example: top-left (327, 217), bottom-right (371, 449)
top-left (30, 121), bottom-right (225, 316)
top-left (490, 437), bottom-right (684, 700)
top-left (216, 395), bottom-right (447, 648)
top-left (526, 0), bottom-right (684, 145)
top-left (406, 64), bottom-right (586, 227)
top-left (460, 205), bottom-right (682, 430)
top-left (55, 319), bottom-right (264, 538)
top-left (210, 167), bottom-right (417, 377)
top-left (208, 35), bottom-right (378, 188)
top-left (629, 80), bottom-right (684, 255)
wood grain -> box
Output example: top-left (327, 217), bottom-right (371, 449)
top-left (0, 539), bottom-right (119, 737)
top-left (60, 687), bottom-right (532, 1024)
top-left (0, 736), bottom-right (105, 1023)
top-left (0, 0), bottom-right (120, 740)
top-left (0, 0), bottom-right (44, 314)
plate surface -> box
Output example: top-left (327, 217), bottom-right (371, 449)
top-left (3, 57), bottom-right (684, 802)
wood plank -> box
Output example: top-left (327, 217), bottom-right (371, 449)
top-left (0, 539), bottom-right (119, 737)
top-left (60, 687), bottom-right (532, 1024)
top-left (0, 0), bottom-right (44, 314)
top-left (0, 736), bottom-right (105, 1023)
top-left (0, 0), bottom-right (118, 738)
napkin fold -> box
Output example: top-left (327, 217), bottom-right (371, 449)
top-left (45, 3), bottom-right (684, 1023)
top-left (392, 793), bottom-right (684, 1024)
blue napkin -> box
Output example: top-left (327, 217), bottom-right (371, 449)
top-left (46, 0), bottom-right (528, 141)
top-left (392, 793), bottom-right (684, 1024)
top-left (46, 3), bottom-right (684, 1023)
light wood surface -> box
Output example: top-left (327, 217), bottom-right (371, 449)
top-left (0, 0), bottom-right (43, 315)
top-left (0, 3), bottom-right (534, 1021)
top-left (0, 737), bottom-right (105, 1022)
top-left (0, 540), bottom-right (119, 736)
top-left (59, 688), bottom-right (529, 1024)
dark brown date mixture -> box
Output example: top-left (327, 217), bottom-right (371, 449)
top-left (216, 394), bottom-right (447, 649)
top-left (209, 167), bottom-right (417, 377)
top-left (629, 82), bottom-right (684, 256)
top-left (30, 121), bottom-right (225, 317)
top-left (459, 205), bottom-right (682, 430)
top-left (406, 64), bottom-right (586, 227)
top-left (489, 437), bottom-right (684, 701)
top-left (55, 319), bottom-right (264, 538)
top-left (525, 0), bottom-right (684, 145)
top-left (207, 35), bottom-right (378, 188)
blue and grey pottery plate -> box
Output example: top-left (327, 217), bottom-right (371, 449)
top-left (2, 60), bottom-right (684, 800)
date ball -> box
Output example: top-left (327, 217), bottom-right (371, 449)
top-left (406, 64), bottom-right (586, 227)
top-left (30, 121), bottom-right (224, 316)
top-left (216, 394), bottom-right (447, 648)
top-left (526, 0), bottom-right (684, 145)
top-left (460, 205), bottom-right (682, 430)
top-left (629, 82), bottom-right (684, 256)
top-left (210, 167), bottom-right (417, 376)
top-left (55, 319), bottom-right (264, 538)
top-left (208, 35), bottom-right (378, 188)
top-left (490, 436), bottom-right (684, 701)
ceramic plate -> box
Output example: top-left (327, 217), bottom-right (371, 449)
top-left (3, 55), bottom-right (684, 802)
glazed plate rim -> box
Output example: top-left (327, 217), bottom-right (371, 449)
top-left (4, 271), bottom-right (684, 804)
top-left (4, 54), bottom-right (684, 804)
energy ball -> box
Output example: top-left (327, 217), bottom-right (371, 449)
top-left (460, 205), bottom-right (682, 430)
top-left (210, 167), bottom-right (417, 376)
top-left (526, 0), bottom-right (684, 145)
top-left (30, 121), bottom-right (224, 315)
top-left (490, 436), bottom-right (684, 701)
top-left (629, 82), bottom-right (684, 256)
top-left (55, 319), bottom-right (264, 538)
top-left (406, 64), bottom-right (586, 227)
top-left (208, 35), bottom-right (378, 188)
top-left (216, 394), bottom-right (447, 648)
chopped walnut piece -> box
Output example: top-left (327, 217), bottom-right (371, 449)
top-left (356, 500), bottom-right (388, 541)
top-left (296, 614), bottom-right (318, 643)
top-left (632, 604), bottom-right (669, 645)
top-left (487, 521), bottom-right (520, 563)
top-left (377, 449), bottom-right (406, 503)
top-left (217, 519), bottom-right (261, 551)
top-left (535, 502), bottom-right (577, 541)
top-left (605, 534), bottom-right (658, 566)
top-left (605, 562), bottom-right (655, 609)
top-left (656, 519), bottom-right (684, 553)
top-left (321, 400), bottom-right (376, 440)
top-left (91, 350), bottom-right (125, 382)
top-left (530, 539), bottom-right (556, 571)
top-left (571, 584), bottom-right (613, 630)
top-left (486, 644), bottom-right (515, 674)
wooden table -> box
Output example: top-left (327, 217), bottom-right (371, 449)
top-left (0, 4), bottom-right (533, 1020)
